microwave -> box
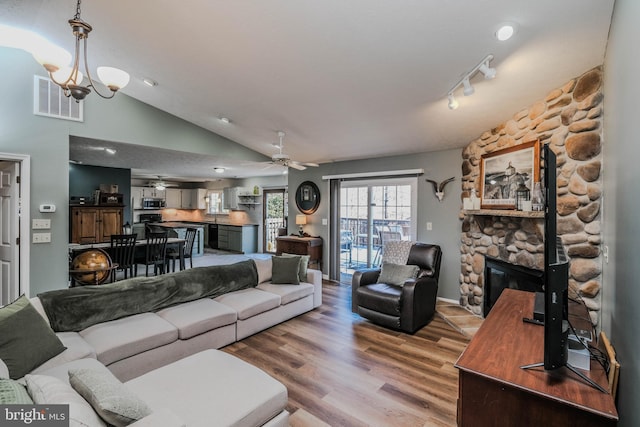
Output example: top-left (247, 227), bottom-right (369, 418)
top-left (142, 198), bottom-right (165, 209)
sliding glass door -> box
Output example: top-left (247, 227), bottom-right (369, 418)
top-left (339, 177), bottom-right (416, 279)
top-left (263, 189), bottom-right (287, 253)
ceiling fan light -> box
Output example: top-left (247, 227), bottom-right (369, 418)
top-left (155, 183), bottom-right (166, 191)
top-left (97, 66), bottom-right (130, 91)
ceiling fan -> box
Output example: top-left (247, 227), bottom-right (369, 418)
top-left (267, 131), bottom-right (319, 171)
top-left (147, 176), bottom-right (178, 191)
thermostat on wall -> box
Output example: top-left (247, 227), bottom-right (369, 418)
top-left (39, 204), bottom-right (56, 213)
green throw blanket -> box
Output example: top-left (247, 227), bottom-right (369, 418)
top-left (39, 259), bottom-right (258, 332)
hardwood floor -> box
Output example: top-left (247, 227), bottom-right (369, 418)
top-left (222, 281), bottom-right (470, 426)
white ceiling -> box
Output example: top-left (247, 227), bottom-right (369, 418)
top-left (1, 0), bottom-right (615, 180)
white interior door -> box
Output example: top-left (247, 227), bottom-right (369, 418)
top-left (0, 161), bottom-right (20, 305)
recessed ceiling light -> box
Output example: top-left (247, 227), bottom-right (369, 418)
top-left (213, 167), bottom-right (225, 173)
top-left (495, 24), bottom-right (515, 41)
top-left (220, 117), bottom-right (231, 124)
top-left (143, 78), bottom-right (158, 87)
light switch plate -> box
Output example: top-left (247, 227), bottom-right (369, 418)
top-left (33, 232), bottom-right (51, 243)
top-left (32, 219), bottom-right (51, 229)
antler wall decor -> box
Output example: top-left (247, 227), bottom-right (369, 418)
top-left (426, 177), bottom-right (455, 202)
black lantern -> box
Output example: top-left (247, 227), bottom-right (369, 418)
top-left (515, 183), bottom-right (530, 210)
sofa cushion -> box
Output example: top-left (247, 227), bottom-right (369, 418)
top-left (0, 295), bottom-right (66, 379)
top-left (281, 253), bottom-right (310, 282)
top-left (31, 332), bottom-right (97, 375)
top-left (79, 313), bottom-right (178, 366)
top-left (0, 379), bottom-right (33, 404)
top-left (215, 289), bottom-right (280, 320)
top-left (257, 283), bottom-right (314, 305)
top-left (126, 350), bottom-right (287, 427)
top-left (69, 368), bottom-right (152, 426)
top-left (157, 299), bottom-right (237, 340)
top-left (24, 374), bottom-right (107, 427)
top-left (271, 256), bottom-right (301, 285)
top-left (377, 262), bottom-right (419, 286)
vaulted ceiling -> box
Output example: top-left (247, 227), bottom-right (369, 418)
top-left (1, 0), bottom-right (615, 179)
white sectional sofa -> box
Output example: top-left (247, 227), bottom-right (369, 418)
top-left (14, 256), bottom-right (322, 426)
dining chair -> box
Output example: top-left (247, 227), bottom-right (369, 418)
top-left (140, 232), bottom-right (168, 276)
top-left (166, 228), bottom-right (197, 272)
top-left (109, 234), bottom-right (137, 281)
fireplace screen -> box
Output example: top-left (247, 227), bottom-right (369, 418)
top-left (484, 257), bottom-right (544, 316)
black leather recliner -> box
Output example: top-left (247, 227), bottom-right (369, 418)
top-left (351, 243), bottom-right (442, 334)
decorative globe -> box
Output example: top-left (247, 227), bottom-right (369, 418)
top-left (70, 249), bottom-right (113, 285)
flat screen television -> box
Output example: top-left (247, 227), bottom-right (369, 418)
top-left (523, 144), bottom-right (605, 392)
top-left (541, 143), bottom-right (569, 370)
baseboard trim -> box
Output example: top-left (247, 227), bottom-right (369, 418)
top-left (437, 297), bottom-right (459, 305)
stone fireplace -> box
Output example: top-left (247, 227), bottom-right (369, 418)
top-left (484, 256), bottom-right (543, 316)
top-left (459, 67), bottom-right (604, 324)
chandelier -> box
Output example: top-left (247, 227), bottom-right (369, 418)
top-left (32, 0), bottom-right (129, 101)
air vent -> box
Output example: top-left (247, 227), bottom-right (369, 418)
top-left (33, 75), bottom-right (83, 122)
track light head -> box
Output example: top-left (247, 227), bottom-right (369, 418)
top-left (447, 94), bottom-right (459, 110)
top-left (479, 62), bottom-right (497, 79)
top-left (462, 78), bottom-right (475, 96)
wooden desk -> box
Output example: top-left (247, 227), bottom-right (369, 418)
top-left (276, 236), bottom-right (322, 269)
top-left (455, 289), bottom-right (618, 427)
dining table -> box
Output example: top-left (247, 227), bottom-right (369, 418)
top-left (68, 237), bottom-right (187, 280)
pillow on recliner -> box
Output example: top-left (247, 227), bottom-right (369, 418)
top-left (377, 262), bottom-right (419, 286)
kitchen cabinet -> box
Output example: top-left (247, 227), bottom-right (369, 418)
top-left (195, 189), bottom-right (208, 210)
top-left (223, 187), bottom-right (239, 210)
top-left (131, 187), bottom-right (144, 209)
top-left (165, 189), bottom-right (203, 209)
top-left (223, 187), bottom-right (261, 210)
top-left (142, 187), bottom-right (165, 199)
top-left (70, 206), bottom-right (123, 244)
top-left (217, 225), bottom-right (258, 253)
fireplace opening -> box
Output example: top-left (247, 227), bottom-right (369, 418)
top-left (484, 256), bottom-right (544, 317)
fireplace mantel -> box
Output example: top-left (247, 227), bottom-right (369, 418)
top-left (463, 209), bottom-right (544, 219)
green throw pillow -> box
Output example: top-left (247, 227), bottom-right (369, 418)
top-left (0, 294), bottom-right (29, 321)
top-left (377, 262), bottom-right (420, 286)
top-left (0, 379), bottom-right (33, 404)
top-left (282, 252), bottom-right (310, 282)
top-left (69, 368), bottom-right (152, 427)
top-left (0, 296), bottom-right (66, 379)
top-left (271, 256), bottom-right (301, 285)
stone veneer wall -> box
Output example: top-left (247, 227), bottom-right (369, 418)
top-left (460, 67), bottom-right (604, 324)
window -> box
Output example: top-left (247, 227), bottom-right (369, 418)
top-left (207, 190), bottom-right (227, 214)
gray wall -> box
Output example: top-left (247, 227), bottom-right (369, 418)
top-left (0, 47), bottom-right (267, 296)
top-left (603, 0), bottom-right (639, 424)
top-left (288, 148), bottom-right (463, 301)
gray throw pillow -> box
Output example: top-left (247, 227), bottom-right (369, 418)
top-left (0, 379), bottom-right (33, 404)
top-left (271, 255), bottom-right (301, 285)
top-left (0, 296), bottom-right (66, 379)
top-left (282, 252), bottom-right (310, 282)
top-left (69, 368), bottom-right (152, 427)
top-left (377, 262), bottom-right (420, 286)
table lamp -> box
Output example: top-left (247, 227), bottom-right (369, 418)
top-left (296, 214), bottom-right (307, 236)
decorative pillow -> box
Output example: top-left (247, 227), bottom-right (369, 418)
top-left (0, 379), bottom-right (33, 404)
top-left (0, 294), bottom-right (30, 321)
top-left (381, 240), bottom-right (414, 265)
top-left (377, 262), bottom-right (420, 286)
top-left (271, 256), bottom-right (301, 285)
top-left (0, 296), bottom-right (66, 379)
top-left (25, 374), bottom-right (107, 427)
top-left (0, 359), bottom-right (9, 379)
top-left (69, 368), bottom-right (152, 427)
top-left (251, 257), bottom-right (272, 284)
top-left (282, 252), bottom-right (310, 282)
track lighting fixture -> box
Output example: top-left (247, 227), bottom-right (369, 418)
top-left (462, 78), bottom-right (474, 96)
top-left (446, 54), bottom-right (496, 110)
top-left (447, 93), bottom-right (459, 110)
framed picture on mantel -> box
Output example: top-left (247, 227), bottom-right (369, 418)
top-left (480, 140), bottom-right (540, 210)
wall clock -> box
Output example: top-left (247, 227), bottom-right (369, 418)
top-left (295, 181), bottom-right (320, 214)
